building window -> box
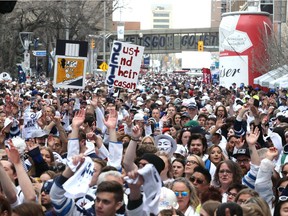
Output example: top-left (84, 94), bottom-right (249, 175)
top-left (153, 19), bottom-right (169, 23)
top-left (153, 24), bottom-right (169, 28)
top-left (153, 13), bottom-right (169, 17)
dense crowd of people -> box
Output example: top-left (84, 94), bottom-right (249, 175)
top-left (1, 72), bottom-right (288, 216)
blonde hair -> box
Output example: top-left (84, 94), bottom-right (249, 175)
top-left (244, 197), bottom-right (271, 216)
top-left (241, 203), bottom-right (265, 216)
top-left (171, 177), bottom-right (200, 210)
top-left (187, 154), bottom-right (205, 168)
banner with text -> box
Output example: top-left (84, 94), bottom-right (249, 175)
top-left (105, 41), bottom-right (144, 90)
top-left (54, 56), bottom-right (86, 89)
top-left (219, 55), bottom-right (248, 88)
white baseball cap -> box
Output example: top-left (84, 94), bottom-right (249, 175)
top-left (158, 187), bottom-right (179, 211)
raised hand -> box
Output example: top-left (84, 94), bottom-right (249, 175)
top-left (124, 115), bottom-right (133, 127)
top-left (216, 116), bottom-right (226, 128)
top-left (266, 147), bottom-right (278, 161)
top-left (90, 95), bottom-right (99, 108)
top-left (71, 109), bottom-right (86, 128)
top-left (5, 139), bottom-right (20, 165)
top-left (53, 115), bottom-right (62, 126)
top-left (37, 114), bottom-right (48, 128)
top-left (132, 125), bottom-right (142, 139)
top-left (246, 127), bottom-right (260, 145)
top-left (26, 138), bottom-right (38, 151)
top-left (250, 105), bottom-right (259, 118)
top-left (103, 109), bottom-right (118, 130)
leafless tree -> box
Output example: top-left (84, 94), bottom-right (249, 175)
top-left (0, 0), bottom-right (119, 78)
top-left (251, 23), bottom-right (288, 76)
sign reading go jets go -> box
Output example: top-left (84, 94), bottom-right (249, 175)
top-left (99, 62), bottom-right (108, 71)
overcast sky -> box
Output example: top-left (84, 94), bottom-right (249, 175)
top-left (113, 0), bottom-right (212, 29)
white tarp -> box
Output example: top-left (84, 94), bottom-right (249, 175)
top-left (254, 65), bottom-right (288, 87)
top-left (269, 73), bottom-right (288, 88)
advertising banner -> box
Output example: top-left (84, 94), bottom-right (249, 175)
top-left (105, 41), bottom-right (144, 90)
top-left (202, 68), bottom-right (212, 84)
top-left (219, 55), bottom-right (248, 87)
top-left (219, 12), bottom-right (272, 88)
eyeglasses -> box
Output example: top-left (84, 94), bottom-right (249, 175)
top-left (237, 199), bottom-right (247, 205)
top-left (236, 159), bottom-right (250, 164)
top-left (282, 171), bottom-right (288, 176)
top-left (190, 176), bottom-right (204, 184)
top-left (219, 169), bottom-right (232, 174)
top-left (278, 187), bottom-right (285, 193)
top-left (227, 191), bottom-right (237, 197)
top-left (186, 160), bottom-right (198, 165)
top-left (174, 191), bottom-right (189, 197)
top-left (279, 196), bottom-right (288, 201)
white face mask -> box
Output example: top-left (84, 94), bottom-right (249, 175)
top-left (157, 138), bottom-right (172, 154)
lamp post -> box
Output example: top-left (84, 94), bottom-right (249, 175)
top-left (19, 32), bottom-right (33, 81)
top-left (103, 0), bottom-right (106, 62)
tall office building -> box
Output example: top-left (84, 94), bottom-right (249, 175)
top-left (152, 4), bottom-right (171, 29)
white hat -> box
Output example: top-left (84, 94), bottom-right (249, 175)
top-left (155, 100), bottom-right (163, 106)
top-left (11, 136), bottom-right (26, 155)
top-left (234, 104), bottom-right (243, 112)
top-left (209, 125), bottom-right (222, 135)
top-left (137, 101), bottom-right (144, 106)
top-left (31, 129), bottom-right (48, 138)
top-left (215, 101), bottom-right (223, 107)
top-left (133, 113), bottom-right (144, 121)
top-left (3, 118), bottom-right (13, 129)
top-left (269, 132), bottom-right (283, 155)
top-left (205, 104), bottom-right (213, 114)
top-left (158, 187), bottom-right (179, 211)
top-left (201, 95), bottom-right (210, 101)
top-left (174, 144), bottom-right (187, 157)
top-left (136, 97), bottom-right (143, 102)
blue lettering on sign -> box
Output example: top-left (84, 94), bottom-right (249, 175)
top-left (107, 42), bottom-right (122, 86)
top-left (143, 36), bottom-right (151, 47)
top-left (120, 32), bottom-right (219, 52)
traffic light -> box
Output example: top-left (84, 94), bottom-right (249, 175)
top-left (91, 39), bottom-right (95, 49)
top-left (198, 40), bottom-right (204, 51)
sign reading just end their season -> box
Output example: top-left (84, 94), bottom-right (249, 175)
top-left (105, 41), bottom-right (144, 89)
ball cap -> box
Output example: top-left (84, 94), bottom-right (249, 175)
top-left (233, 148), bottom-right (250, 158)
top-left (140, 153), bottom-right (165, 174)
top-left (158, 187), bottom-right (179, 211)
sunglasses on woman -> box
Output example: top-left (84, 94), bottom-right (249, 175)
top-left (174, 191), bottom-right (189, 197)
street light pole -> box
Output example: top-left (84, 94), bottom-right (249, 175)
top-left (65, 0), bottom-right (69, 40)
top-left (103, 0), bottom-right (106, 62)
top-left (19, 32), bottom-right (33, 81)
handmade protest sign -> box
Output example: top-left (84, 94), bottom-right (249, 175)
top-left (53, 40), bottom-right (88, 89)
top-left (105, 41), bottom-right (144, 90)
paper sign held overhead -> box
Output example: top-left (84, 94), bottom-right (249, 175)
top-left (105, 41), bottom-right (144, 90)
top-left (53, 40), bottom-right (88, 89)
